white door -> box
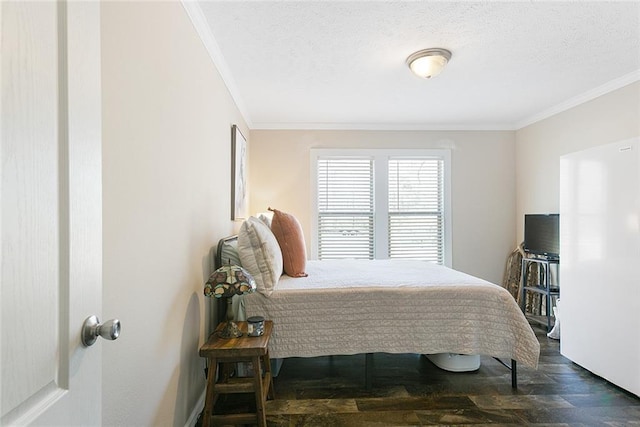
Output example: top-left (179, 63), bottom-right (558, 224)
top-left (1, 1), bottom-right (103, 425)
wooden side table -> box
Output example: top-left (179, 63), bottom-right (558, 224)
top-left (199, 320), bottom-right (275, 427)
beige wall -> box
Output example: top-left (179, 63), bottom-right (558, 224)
top-left (515, 81), bottom-right (640, 242)
top-left (101, 2), bottom-right (246, 425)
top-left (248, 130), bottom-right (516, 284)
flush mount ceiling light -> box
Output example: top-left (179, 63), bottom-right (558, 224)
top-left (406, 48), bottom-right (452, 79)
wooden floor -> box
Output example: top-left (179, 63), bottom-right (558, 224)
top-left (211, 326), bottom-right (640, 426)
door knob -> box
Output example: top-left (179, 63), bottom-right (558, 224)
top-left (81, 315), bottom-right (121, 346)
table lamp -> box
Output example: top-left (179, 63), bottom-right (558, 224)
top-left (204, 264), bottom-right (256, 338)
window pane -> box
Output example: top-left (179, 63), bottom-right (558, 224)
top-left (317, 157), bottom-right (373, 259)
top-left (388, 158), bottom-right (444, 263)
top-left (388, 214), bottom-right (443, 262)
top-left (318, 215), bottom-right (373, 259)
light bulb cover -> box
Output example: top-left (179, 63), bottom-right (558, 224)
top-left (406, 48), bottom-right (452, 79)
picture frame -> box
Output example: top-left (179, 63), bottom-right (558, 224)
top-left (231, 124), bottom-right (248, 220)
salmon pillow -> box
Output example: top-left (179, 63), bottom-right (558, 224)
top-left (268, 208), bottom-right (308, 278)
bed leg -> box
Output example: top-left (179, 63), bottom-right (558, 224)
top-left (511, 359), bottom-right (517, 389)
top-left (365, 353), bottom-right (373, 391)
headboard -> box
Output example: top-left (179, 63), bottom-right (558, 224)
top-left (215, 235), bottom-right (240, 269)
top-left (213, 235), bottom-right (240, 323)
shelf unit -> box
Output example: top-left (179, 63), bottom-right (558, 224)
top-left (520, 256), bottom-right (559, 331)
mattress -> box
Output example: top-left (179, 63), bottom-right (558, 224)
top-left (243, 259), bottom-right (540, 368)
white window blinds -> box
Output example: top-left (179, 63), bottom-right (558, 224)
top-left (317, 157), bottom-right (374, 259)
top-left (388, 158), bottom-right (444, 263)
top-left (313, 149), bottom-right (450, 264)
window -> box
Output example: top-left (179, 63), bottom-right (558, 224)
top-left (311, 149), bottom-right (451, 265)
top-left (388, 157), bottom-right (445, 262)
top-left (316, 157), bottom-right (373, 259)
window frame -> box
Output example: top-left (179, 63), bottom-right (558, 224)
top-left (310, 148), bottom-right (452, 266)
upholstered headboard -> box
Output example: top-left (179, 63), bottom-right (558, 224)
top-left (213, 235), bottom-right (240, 323)
top-left (215, 235), bottom-right (240, 269)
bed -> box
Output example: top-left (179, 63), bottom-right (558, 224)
top-left (214, 233), bottom-right (540, 388)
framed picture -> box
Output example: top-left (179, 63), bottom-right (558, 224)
top-left (231, 124), bottom-right (248, 220)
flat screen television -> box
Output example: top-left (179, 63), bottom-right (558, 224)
top-left (524, 214), bottom-right (559, 259)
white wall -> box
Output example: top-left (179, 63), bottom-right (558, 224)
top-left (248, 130), bottom-right (516, 284)
top-left (515, 81), bottom-right (640, 242)
top-left (101, 2), bottom-right (246, 425)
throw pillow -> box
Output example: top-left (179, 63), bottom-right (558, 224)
top-left (237, 216), bottom-right (283, 296)
top-left (269, 208), bottom-right (308, 277)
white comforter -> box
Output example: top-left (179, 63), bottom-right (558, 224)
top-left (244, 259), bottom-right (540, 368)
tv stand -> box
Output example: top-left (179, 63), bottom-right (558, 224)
top-left (520, 256), bottom-right (559, 331)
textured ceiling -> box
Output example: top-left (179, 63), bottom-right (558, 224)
top-left (192, 1), bottom-right (640, 130)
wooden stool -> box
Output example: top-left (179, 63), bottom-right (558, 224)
top-left (199, 320), bottom-right (275, 427)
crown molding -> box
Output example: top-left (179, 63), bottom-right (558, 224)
top-left (181, 1), bottom-right (253, 128)
top-left (251, 122), bottom-right (516, 131)
top-left (515, 70), bottom-right (640, 130)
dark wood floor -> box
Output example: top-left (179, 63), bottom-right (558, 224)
top-left (215, 326), bottom-right (640, 426)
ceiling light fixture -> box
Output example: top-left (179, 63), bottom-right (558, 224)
top-left (406, 48), bottom-right (452, 79)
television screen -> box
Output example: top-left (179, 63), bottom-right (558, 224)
top-left (524, 214), bottom-right (559, 259)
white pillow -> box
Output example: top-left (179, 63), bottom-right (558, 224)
top-left (238, 216), bottom-right (283, 296)
top-left (257, 212), bottom-right (273, 229)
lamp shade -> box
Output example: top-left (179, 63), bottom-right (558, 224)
top-left (406, 48), bottom-right (452, 79)
top-left (204, 264), bottom-right (256, 298)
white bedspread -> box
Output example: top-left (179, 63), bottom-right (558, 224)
top-left (244, 259), bottom-right (540, 368)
